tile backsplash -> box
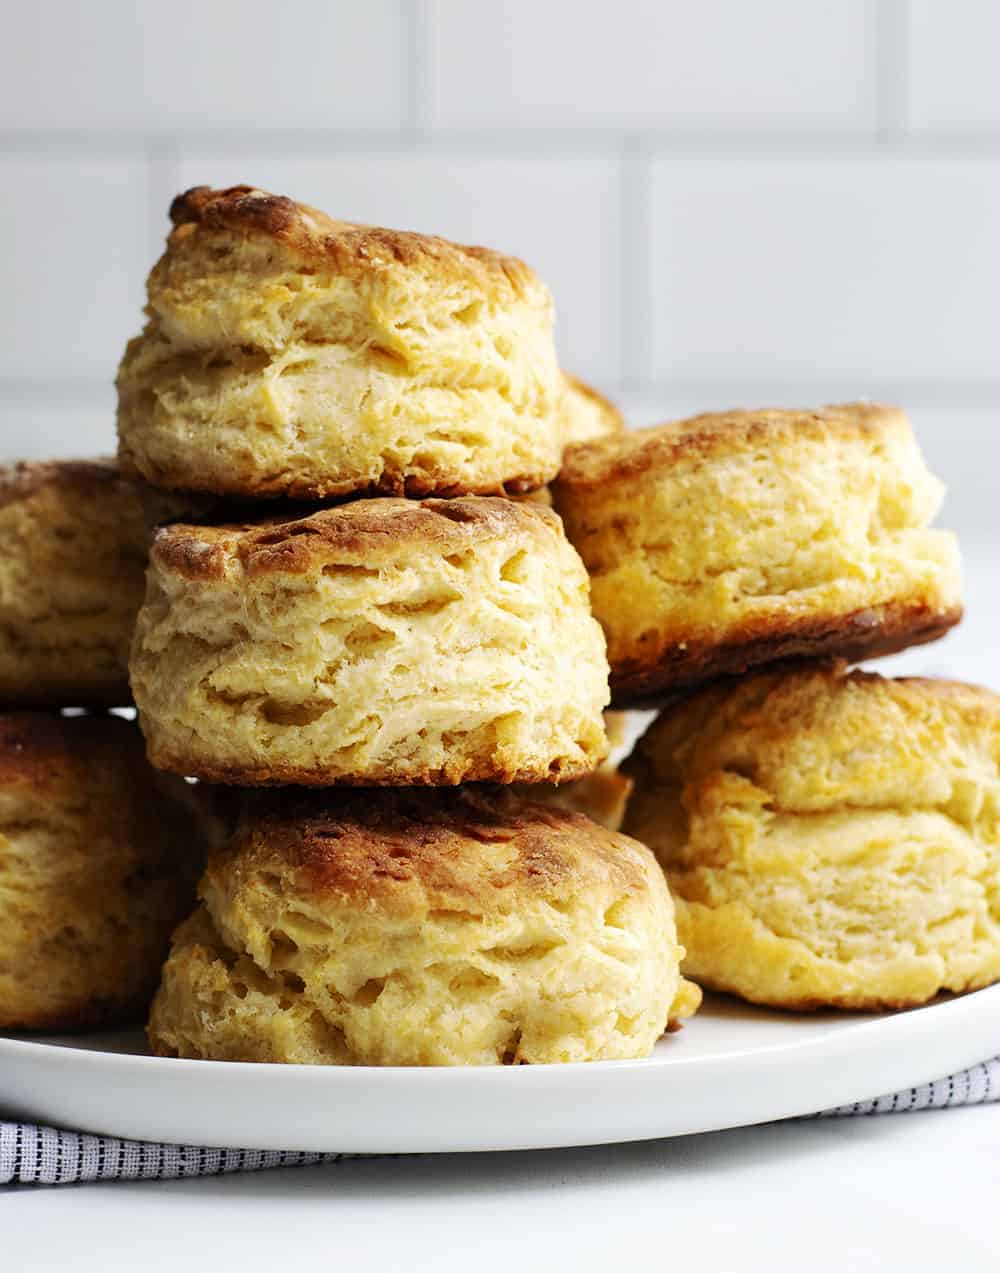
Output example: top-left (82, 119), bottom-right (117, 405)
top-left (1, 0), bottom-right (996, 539)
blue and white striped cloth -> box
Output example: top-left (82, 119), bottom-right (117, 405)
top-left (3, 1056), bottom-right (999, 1185)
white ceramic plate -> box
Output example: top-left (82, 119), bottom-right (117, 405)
top-left (2, 987), bottom-right (999, 1153)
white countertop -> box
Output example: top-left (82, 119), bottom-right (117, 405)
top-left (5, 1106), bottom-right (1000, 1271)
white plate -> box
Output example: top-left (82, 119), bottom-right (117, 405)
top-left (2, 987), bottom-right (1000, 1153)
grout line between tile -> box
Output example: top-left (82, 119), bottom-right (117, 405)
top-left (400, 0), bottom-right (432, 138)
top-left (876, 0), bottom-right (908, 146)
top-left (5, 129), bottom-right (1000, 162)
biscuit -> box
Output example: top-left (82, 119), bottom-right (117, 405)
top-left (521, 714), bottom-right (634, 830)
top-left (623, 663), bottom-right (1000, 1010)
top-left (0, 459), bottom-right (201, 707)
top-left (552, 404), bottom-right (962, 705)
top-left (148, 786), bottom-right (696, 1065)
top-left (560, 374), bottom-right (624, 446)
top-left (117, 185), bottom-right (565, 500)
top-left (0, 712), bottom-right (210, 1031)
top-left (131, 497), bottom-right (610, 785)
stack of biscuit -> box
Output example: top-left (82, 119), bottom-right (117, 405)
top-left (3, 180), bottom-right (994, 1062)
top-left (0, 461), bottom-right (215, 1032)
top-left (108, 184), bottom-right (696, 1065)
top-left (553, 404), bottom-right (1000, 1011)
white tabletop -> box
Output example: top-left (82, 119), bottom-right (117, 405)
top-left (4, 1106), bottom-right (1000, 1271)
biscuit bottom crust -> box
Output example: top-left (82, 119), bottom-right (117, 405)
top-left (624, 667), bottom-right (1000, 1010)
top-left (148, 791), bottom-right (696, 1065)
top-left (610, 598), bottom-right (963, 706)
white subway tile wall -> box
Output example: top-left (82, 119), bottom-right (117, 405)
top-left (647, 156), bottom-right (1000, 385)
top-left (427, 0), bottom-right (879, 132)
top-left (904, 0), bottom-right (1000, 134)
top-left (0, 1), bottom-right (404, 131)
top-left (1, 0), bottom-right (997, 541)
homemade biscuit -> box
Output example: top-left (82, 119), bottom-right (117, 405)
top-left (624, 664), bottom-right (1000, 1010)
top-left (117, 185), bottom-right (565, 499)
top-left (0, 712), bottom-right (209, 1031)
top-left (522, 713), bottom-right (634, 830)
top-left (148, 787), bottom-right (697, 1065)
top-left (131, 497), bottom-right (610, 785)
top-left (0, 459), bottom-right (201, 707)
top-left (552, 404), bottom-right (962, 705)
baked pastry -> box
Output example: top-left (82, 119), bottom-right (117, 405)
top-left (0, 459), bottom-right (199, 707)
top-left (552, 404), bottom-right (962, 705)
top-left (117, 185), bottom-right (564, 500)
top-left (148, 786), bottom-right (697, 1065)
top-left (0, 712), bottom-right (210, 1031)
top-left (131, 496), bottom-right (610, 785)
top-left (522, 713), bottom-right (634, 831)
top-left (560, 374), bottom-right (623, 446)
top-left (624, 663), bottom-right (1000, 1010)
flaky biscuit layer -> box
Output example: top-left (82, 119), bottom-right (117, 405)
top-left (131, 497), bottom-right (610, 785)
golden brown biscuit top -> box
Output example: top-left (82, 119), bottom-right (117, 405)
top-left (555, 402), bottom-right (907, 489)
top-left (627, 662), bottom-right (1000, 813)
top-left (152, 496), bottom-right (563, 582)
top-left (0, 711), bottom-right (140, 792)
top-left (211, 787), bottom-right (650, 914)
top-left (0, 458), bottom-right (120, 509)
top-left (164, 185), bottom-right (543, 301)
top-left (0, 457), bottom-right (212, 533)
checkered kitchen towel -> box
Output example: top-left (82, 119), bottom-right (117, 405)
top-left (3, 1056), bottom-right (999, 1184)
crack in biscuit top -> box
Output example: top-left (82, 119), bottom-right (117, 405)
top-left (151, 496), bottom-right (564, 582)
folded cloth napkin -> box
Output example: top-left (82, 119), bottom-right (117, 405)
top-left (4, 1056), bottom-right (999, 1185)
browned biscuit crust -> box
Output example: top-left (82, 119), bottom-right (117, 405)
top-left (141, 750), bottom-right (601, 789)
top-left (152, 495), bottom-right (564, 583)
top-left (167, 185), bottom-right (540, 301)
top-left (217, 786), bottom-right (649, 915)
top-left (611, 599), bottom-right (964, 707)
top-left (557, 402), bottom-right (897, 489)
